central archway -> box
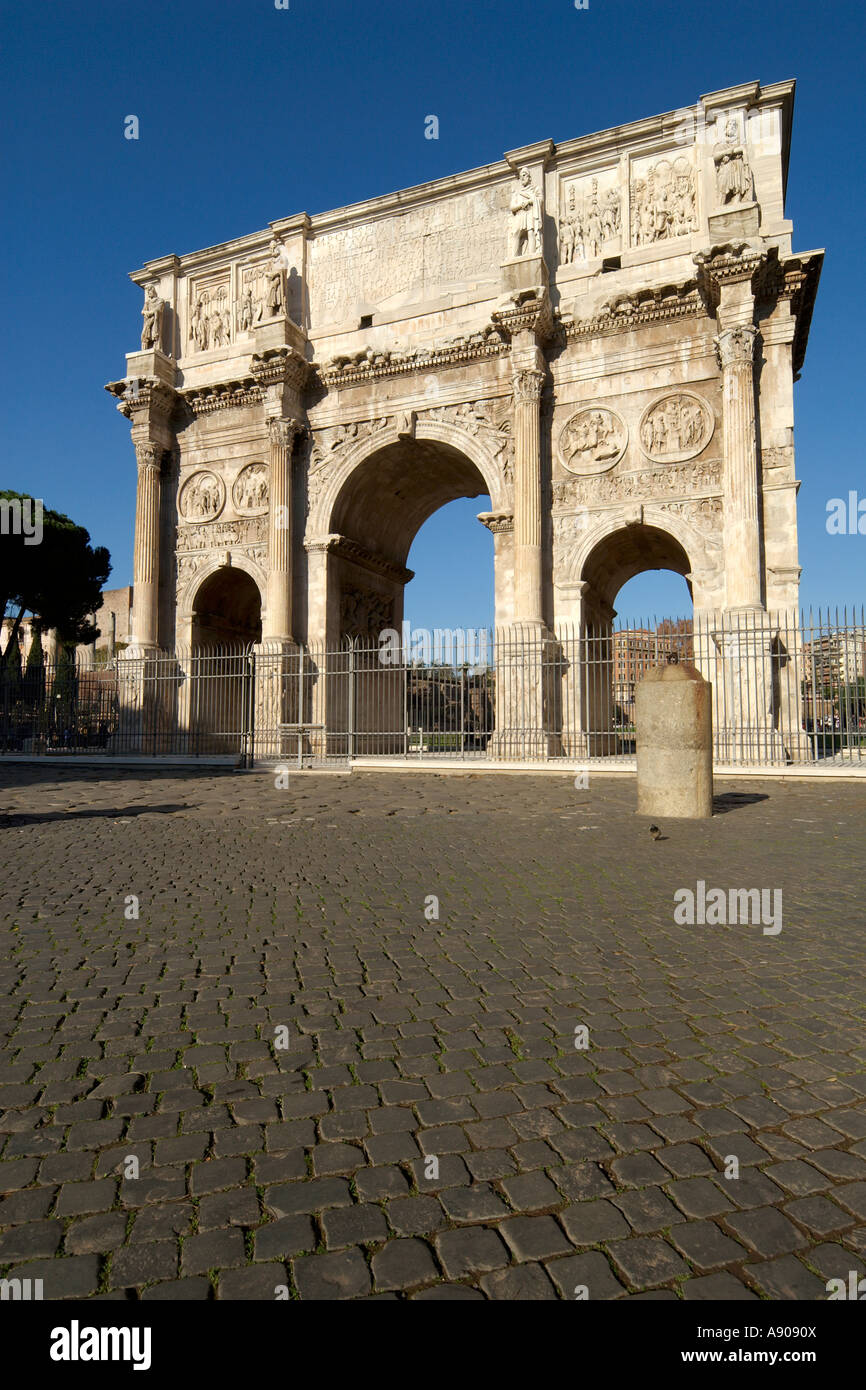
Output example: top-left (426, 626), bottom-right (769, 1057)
top-left (306, 424), bottom-right (511, 647)
top-left (305, 427), bottom-right (510, 756)
top-left (330, 438), bottom-right (490, 641)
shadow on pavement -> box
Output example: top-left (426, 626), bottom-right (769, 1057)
top-left (0, 804), bottom-right (189, 827)
top-left (712, 791), bottom-right (770, 814)
top-left (0, 764), bottom-right (240, 790)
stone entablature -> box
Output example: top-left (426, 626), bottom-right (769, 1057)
top-left (107, 78), bottom-right (821, 712)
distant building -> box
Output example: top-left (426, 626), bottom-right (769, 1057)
top-left (613, 620), bottom-right (694, 723)
top-left (75, 586), bottom-right (134, 664)
top-left (1, 615), bottom-right (60, 662)
top-left (802, 629), bottom-right (866, 689)
top-left (1, 587), bottom-right (134, 666)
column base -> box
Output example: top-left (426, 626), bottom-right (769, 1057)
top-left (712, 617), bottom-right (788, 765)
top-left (486, 729), bottom-right (559, 762)
top-left (489, 623), bottom-right (561, 761)
top-left (113, 649), bottom-right (174, 755)
top-left (252, 639), bottom-right (303, 762)
top-left (714, 726), bottom-right (788, 766)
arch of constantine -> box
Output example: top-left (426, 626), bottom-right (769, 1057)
top-left (107, 80), bottom-right (822, 762)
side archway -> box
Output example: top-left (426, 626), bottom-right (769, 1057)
top-left (176, 557), bottom-right (265, 649)
top-left (553, 507), bottom-right (721, 758)
top-left (554, 502), bottom-right (723, 623)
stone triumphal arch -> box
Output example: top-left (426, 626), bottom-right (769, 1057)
top-left (108, 80), bottom-right (822, 759)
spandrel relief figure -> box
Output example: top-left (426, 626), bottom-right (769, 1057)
top-left (510, 166), bottom-right (542, 258)
top-left (713, 117), bottom-right (754, 205)
top-left (140, 285), bottom-right (164, 351)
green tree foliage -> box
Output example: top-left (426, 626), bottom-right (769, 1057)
top-left (1, 491), bottom-right (111, 661)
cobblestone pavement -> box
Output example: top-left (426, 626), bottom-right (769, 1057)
top-left (0, 765), bottom-right (864, 1301)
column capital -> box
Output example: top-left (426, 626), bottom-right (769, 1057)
top-left (133, 441), bottom-right (162, 472)
top-left (512, 368), bottom-right (545, 404)
top-left (714, 325), bottom-right (759, 370)
top-left (268, 416), bottom-right (303, 449)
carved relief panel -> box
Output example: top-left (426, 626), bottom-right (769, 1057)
top-left (552, 459), bottom-right (722, 510)
top-left (341, 586), bottom-right (393, 638)
top-left (187, 273), bottom-right (232, 354)
top-left (558, 407), bottom-right (628, 475)
top-left (558, 168), bottom-right (622, 266)
top-left (236, 260), bottom-right (269, 334)
top-left (176, 515), bottom-right (267, 552)
top-left (638, 392), bottom-right (714, 463)
top-left (232, 463), bottom-right (269, 515)
top-left (629, 153), bottom-right (697, 246)
top-left (178, 470), bottom-right (226, 521)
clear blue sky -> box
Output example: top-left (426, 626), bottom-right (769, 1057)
top-left (2, 0), bottom-right (863, 630)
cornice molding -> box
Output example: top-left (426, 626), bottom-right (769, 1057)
top-left (560, 281), bottom-right (704, 342)
top-left (105, 377), bottom-right (179, 423)
top-left (318, 324), bottom-right (509, 389)
top-left (492, 288), bottom-right (553, 342)
top-left (693, 241), bottom-right (766, 311)
top-left (303, 532), bottom-right (413, 585)
top-left (180, 379), bottom-right (263, 415)
top-left (250, 346), bottom-right (311, 392)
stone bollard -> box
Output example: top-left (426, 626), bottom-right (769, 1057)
top-left (635, 656), bottom-right (713, 819)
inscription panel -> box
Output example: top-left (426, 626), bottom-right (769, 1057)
top-left (307, 186), bottom-right (507, 323)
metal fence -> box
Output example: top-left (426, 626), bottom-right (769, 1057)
top-left (1, 607), bottom-right (863, 767)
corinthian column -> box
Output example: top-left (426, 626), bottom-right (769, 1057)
top-left (264, 417), bottom-right (298, 641)
top-left (131, 442), bottom-right (162, 648)
top-left (512, 363), bottom-right (546, 626)
top-left (716, 325), bottom-right (761, 610)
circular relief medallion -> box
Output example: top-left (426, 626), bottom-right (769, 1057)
top-left (178, 470), bottom-right (225, 522)
top-left (232, 463), bottom-right (269, 515)
top-left (639, 391), bottom-right (713, 463)
top-left (559, 407), bottom-right (627, 476)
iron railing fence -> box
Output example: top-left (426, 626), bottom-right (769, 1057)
top-left (0, 607), bottom-right (863, 766)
